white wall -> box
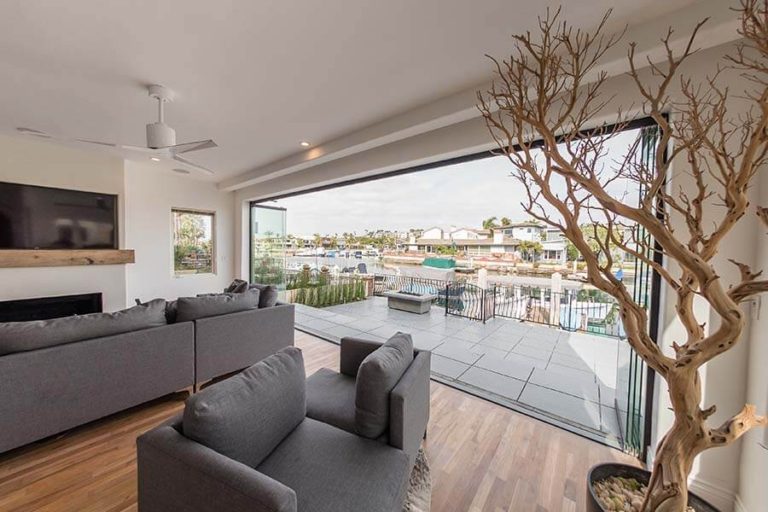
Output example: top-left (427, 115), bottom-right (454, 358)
top-left (124, 161), bottom-right (235, 302)
top-left (0, 135), bottom-right (128, 311)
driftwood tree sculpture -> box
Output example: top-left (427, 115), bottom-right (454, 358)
top-left (478, 1), bottom-right (768, 510)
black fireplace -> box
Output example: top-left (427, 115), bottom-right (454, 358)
top-left (0, 293), bottom-right (102, 322)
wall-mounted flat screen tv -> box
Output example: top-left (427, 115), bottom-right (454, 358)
top-left (0, 182), bottom-right (118, 250)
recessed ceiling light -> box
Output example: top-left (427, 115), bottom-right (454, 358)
top-left (172, 168), bottom-right (190, 174)
top-left (300, 141), bottom-right (311, 147)
top-left (150, 157), bottom-right (161, 162)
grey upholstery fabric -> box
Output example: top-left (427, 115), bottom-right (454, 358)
top-left (249, 283), bottom-right (279, 308)
top-left (165, 300), bottom-right (178, 323)
top-left (339, 336), bottom-right (382, 377)
top-left (257, 418), bottom-right (410, 512)
top-left (225, 279), bottom-right (249, 294)
top-left (138, 418), bottom-right (297, 512)
top-left (0, 298), bottom-right (167, 356)
top-left (0, 322), bottom-right (194, 453)
top-left (183, 347), bottom-right (306, 468)
top-left (306, 368), bottom-right (357, 433)
top-left (194, 303), bottom-right (295, 383)
top-left (355, 333), bottom-right (414, 438)
top-left (176, 289), bottom-right (260, 322)
top-left (390, 351), bottom-right (431, 463)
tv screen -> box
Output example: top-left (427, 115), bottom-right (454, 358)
top-left (0, 182), bottom-right (118, 250)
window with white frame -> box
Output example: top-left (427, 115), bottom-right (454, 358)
top-left (172, 208), bottom-right (216, 275)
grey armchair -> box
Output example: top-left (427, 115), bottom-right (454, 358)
top-left (138, 347), bottom-right (413, 512)
top-left (306, 335), bottom-right (431, 466)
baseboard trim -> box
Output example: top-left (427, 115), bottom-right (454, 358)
top-left (689, 477), bottom-right (739, 512)
top-left (734, 495), bottom-right (748, 512)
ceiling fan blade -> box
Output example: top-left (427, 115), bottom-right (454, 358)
top-left (173, 155), bottom-right (215, 175)
top-left (120, 144), bottom-right (161, 153)
top-left (16, 127), bottom-right (53, 138)
top-left (166, 139), bottom-right (217, 155)
top-left (75, 138), bottom-right (117, 147)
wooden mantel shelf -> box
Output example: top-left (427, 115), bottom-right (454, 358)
top-left (0, 250), bottom-right (135, 268)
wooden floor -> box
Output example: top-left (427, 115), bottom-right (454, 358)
top-left (0, 331), bottom-right (637, 512)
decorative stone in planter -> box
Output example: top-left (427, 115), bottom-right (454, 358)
top-left (586, 463), bottom-right (718, 512)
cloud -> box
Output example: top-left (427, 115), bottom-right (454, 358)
top-left (268, 128), bottom-right (642, 235)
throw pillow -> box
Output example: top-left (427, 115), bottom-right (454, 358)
top-left (183, 347), bottom-right (306, 468)
top-left (176, 288), bottom-right (260, 322)
top-left (0, 298), bottom-right (167, 356)
top-left (354, 332), bottom-right (414, 438)
top-left (224, 278), bottom-right (249, 293)
top-left (248, 283), bottom-right (279, 308)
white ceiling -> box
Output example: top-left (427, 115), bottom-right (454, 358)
top-left (0, 0), bottom-right (703, 182)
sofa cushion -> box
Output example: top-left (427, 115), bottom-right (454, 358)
top-left (176, 288), bottom-right (260, 322)
top-left (224, 278), bottom-right (249, 293)
top-left (257, 418), bottom-right (409, 512)
top-left (182, 347), bottom-right (306, 468)
top-left (306, 368), bottom-right (357, 433)
top-left (355, 332), bottom-right (414, 438)
top-left (0, 298), bottom-right (167, 356)
top-left (165, 300), bottom-right (178, 323)
top-left (249, 283), bottom-right (279, 308)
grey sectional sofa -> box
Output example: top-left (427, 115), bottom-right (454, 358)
top-left (0, 295), bottom-right (295, 454)
top-left (195, 303), bottom-right (295, 385)
top-left (0, 321), bottom-right (195, 454)
top-left (137, 336), bottom-right (431, 512)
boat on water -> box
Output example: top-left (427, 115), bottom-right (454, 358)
top-left (421, 256), bottom-right (474, 273)
top-left (422, 257), bottom-right (456, 269)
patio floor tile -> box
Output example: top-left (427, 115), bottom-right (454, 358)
top-left (431, 354), bottom-right (470, 379)
top-left (410, 331), bottom-right (448, 349)
top-left (450, 328), bottom-right (488, 343)
top-left (505, 351), bottom-right (548, 369)
top-left (345, 318), bottom-right (386, 332)
top-left (477, 333), bottom-right (521, 351)
top-left (324, 313), bottom-right (358, 325)
top-left (599, 384), bottom-right (617, 408)
top-left (302, 318), bottom-right (338, 331)
top-left (468, 344), bottom-right (509, 359)
top-left (528, 367), bottom-right (599, 403)
top-left (517, 337), bottom-right (558, 352)
top-left (601, 404), bottom-right (622, 437)
top-left (367, 323), bottom-right (414, 338)
top-left (511, 344), bottom-right (552, 361)
top-left (523, 327), bottom-right (561, 342)
top-left (323, 324), bottom-right (367, 340)
top-left (458, 367), bottom-right (525, 401)
top-left (434, 342), bottom-right (483, 365)
top-left (519, 384), bottom-right (602, 431)
top-left (549, 352), bottom-right (594, 372)
top-left (475, 354), bottom-right (535, 381)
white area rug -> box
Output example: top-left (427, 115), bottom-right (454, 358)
top-left (403, 448), bottom-right (431, 512)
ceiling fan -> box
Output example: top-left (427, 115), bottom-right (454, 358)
top-left (17, 84), bottom-right (217, 175)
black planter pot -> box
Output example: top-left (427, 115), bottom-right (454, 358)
top-left (586, 463), bottom-right (719, 512)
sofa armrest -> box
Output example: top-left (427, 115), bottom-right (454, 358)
top-left (339, 337), bottom-right (383, 377)
top-left (137, 423), bottom-right (297, 512)
top-left (389, 351), bottom-right (431, 462)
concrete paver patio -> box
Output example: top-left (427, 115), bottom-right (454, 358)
top-left (293, 296), bottom-right (626, 446)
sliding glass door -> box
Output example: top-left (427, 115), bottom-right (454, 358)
top-left (249, 204), bottom-right (287, 286)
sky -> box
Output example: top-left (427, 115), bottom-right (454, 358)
top-left (266, 128), bottom-right (643, 236)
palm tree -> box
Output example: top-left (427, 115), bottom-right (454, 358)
top-left (482, 216), bottom-right (499, 230)
top-left (500, 216), bottom-right (512, 226)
